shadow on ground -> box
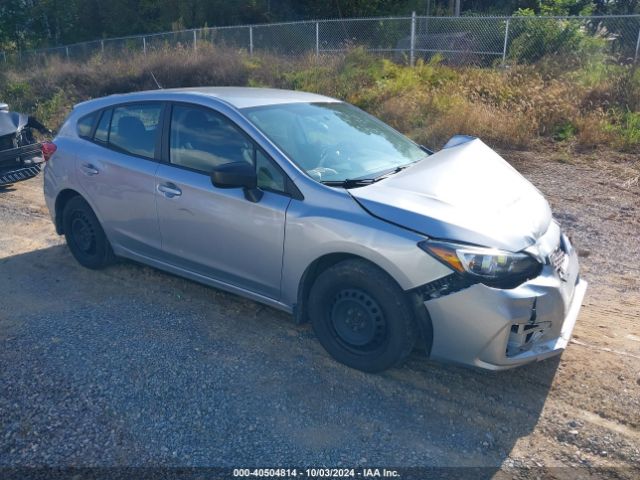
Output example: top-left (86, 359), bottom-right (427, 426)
top-left (0, 244), bottom-right (560, 473)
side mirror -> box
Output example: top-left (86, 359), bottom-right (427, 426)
top-left (210, 161), bottom-right (263, 202)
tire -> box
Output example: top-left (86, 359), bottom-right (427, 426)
top-left (308, 259), bottom-right (417, 373)
top-left (62, 196), bottom-right (115, 269)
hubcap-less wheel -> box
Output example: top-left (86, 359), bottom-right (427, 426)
top-left (70, 212), bottom-right (96, 254)
top-left (330, 289), bottom-right (386, 351)
top-left (62, 196), bottom-right (114, 270)
top-left (309, 259), bottom-right (419, 373)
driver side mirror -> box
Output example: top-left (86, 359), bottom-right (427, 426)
top-left (210, 161), bottom-right (263, 203)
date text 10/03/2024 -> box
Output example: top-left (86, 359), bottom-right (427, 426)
top-left (233, 468), bottom-right (401, 478)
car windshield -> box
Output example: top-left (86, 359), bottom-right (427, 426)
top-left (242, 102), bottom-right (427, 184)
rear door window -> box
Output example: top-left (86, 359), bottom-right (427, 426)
top-left (108, 104), bottom-right (162, 159)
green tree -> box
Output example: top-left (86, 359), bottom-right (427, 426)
top-left (1, 0), bottom-right (639, 52)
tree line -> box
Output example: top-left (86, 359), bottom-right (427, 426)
top-left (1, 0), bottom-right (638, 51)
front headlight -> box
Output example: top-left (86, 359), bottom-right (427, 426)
top-left (418, 240), bottom-right (542, 288)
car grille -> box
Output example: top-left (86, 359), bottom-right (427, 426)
top-left (549, 249), bottom-right (566, 278)
top-left (548, 235), bottom-right (570, 281)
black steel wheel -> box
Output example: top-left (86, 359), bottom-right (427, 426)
top-left (63, 196), bottom-right (115, 269)
top-left (308, 259), bottom-right (417, 372)
top-left (330, 288), bottom-right (387, 352)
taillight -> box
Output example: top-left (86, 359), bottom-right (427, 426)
top-left (41, 141), bottom-right (57, 162)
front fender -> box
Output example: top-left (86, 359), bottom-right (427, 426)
top-left (280, 196), bottom-right (452, 309)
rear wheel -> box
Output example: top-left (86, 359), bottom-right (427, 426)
top-left (63, 196), bottom-right (115, 269)
top-left (308, 259), bottom-right (416, 372)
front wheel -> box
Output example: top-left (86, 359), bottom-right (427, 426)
top-left (62, 196), bottom-right (115, 269)
top-left (308, 259), bottom-right (417, 373)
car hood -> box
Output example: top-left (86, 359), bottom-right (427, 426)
top-left (0, 111), bottom-right (28, 137)
top-left (349, 138), bottom-right (552, 252)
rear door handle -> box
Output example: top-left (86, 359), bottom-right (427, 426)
top-left (157, 182), bottom-right (182, 198)
top-left (81, 163), bottom-right (99, 176)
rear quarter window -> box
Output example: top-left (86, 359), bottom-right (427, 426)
top-left (77, 112), bottom-right (97, 139)
top-left (94, 109), bottom-right (112, 143)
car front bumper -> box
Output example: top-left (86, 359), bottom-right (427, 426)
top-left (424, 226), bottom-right (587, 370)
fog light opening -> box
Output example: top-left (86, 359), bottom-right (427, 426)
top-left (506, 321), bottom-right (551, 357)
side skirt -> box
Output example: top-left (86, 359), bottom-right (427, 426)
top-left (113, 245), bottom-right (294, 314)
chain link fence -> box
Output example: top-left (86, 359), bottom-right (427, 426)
top-left (3, 14), bottom-right (640, 68)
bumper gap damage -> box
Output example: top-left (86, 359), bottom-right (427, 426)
top-left (419, 222), bottom-right (587, 370)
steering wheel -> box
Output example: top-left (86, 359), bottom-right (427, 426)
top-left (318, 142), bottom-right (353, 168)
top-left (308, 167), bottom-right (339, 181)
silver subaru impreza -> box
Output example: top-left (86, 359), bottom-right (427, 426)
top-left (44, 87), bottom-right (587, 372)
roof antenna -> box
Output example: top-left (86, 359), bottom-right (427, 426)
top-left (150, 71), bottom-right (163, 89)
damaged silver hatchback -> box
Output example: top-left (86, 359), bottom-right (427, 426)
top-left (44, 88), bottom-right (587, 372)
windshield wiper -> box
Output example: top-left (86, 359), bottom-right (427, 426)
top-left (321, 178), bottom-right (377, 188)
top-left (321, 160), bottom-right (423, 189)
top-left (373, 164), bottom-right (412, 180)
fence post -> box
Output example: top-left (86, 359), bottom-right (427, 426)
top-left (2, 51), bottom-right (6, 63)
top-left (410, 11), bottom-right (416, 66)
top-left (502, 18), bottom-right (510, 66)
top-left (143, 36), bottom-right (147, 56)
top-left (315, 22), bottom-right (320, 58)
top-left (249, 26), bottom-right (254, 56)
top-left (635, 25), bottom-right (640, 64)
top-left (101, 40), bottom-right (104, 54)
top-left (193, 29), bottom-right (197, 52)
top-left (65, 46), bottom-right (69, 60)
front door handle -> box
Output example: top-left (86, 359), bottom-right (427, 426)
top-left (81, 163), bottom-right (99, 176)
top-left (157, 182), bottom-right (182, 198)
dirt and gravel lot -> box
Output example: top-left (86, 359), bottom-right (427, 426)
top-left (0, 149), bottom-right (639, 478)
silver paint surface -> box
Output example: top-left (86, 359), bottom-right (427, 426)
top-left (44, 87), bottom-right (586, 369)
top-left (349, 138), bottom-right (552, 251)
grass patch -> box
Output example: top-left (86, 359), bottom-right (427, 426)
top-left (0, 45), bottom-right (638, 153)
top-left (606, 111), bottom-right (640, 151)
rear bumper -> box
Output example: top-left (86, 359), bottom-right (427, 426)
top-left (425, 229), bottom-right (587, 370)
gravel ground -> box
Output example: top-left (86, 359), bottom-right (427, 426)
top-left (0, 149), bottom-right (639, 478)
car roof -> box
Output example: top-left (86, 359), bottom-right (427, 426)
top-left (77, 87), bottom-right (340, 110)
top-left (171, 87), bottom-right (339, 108)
